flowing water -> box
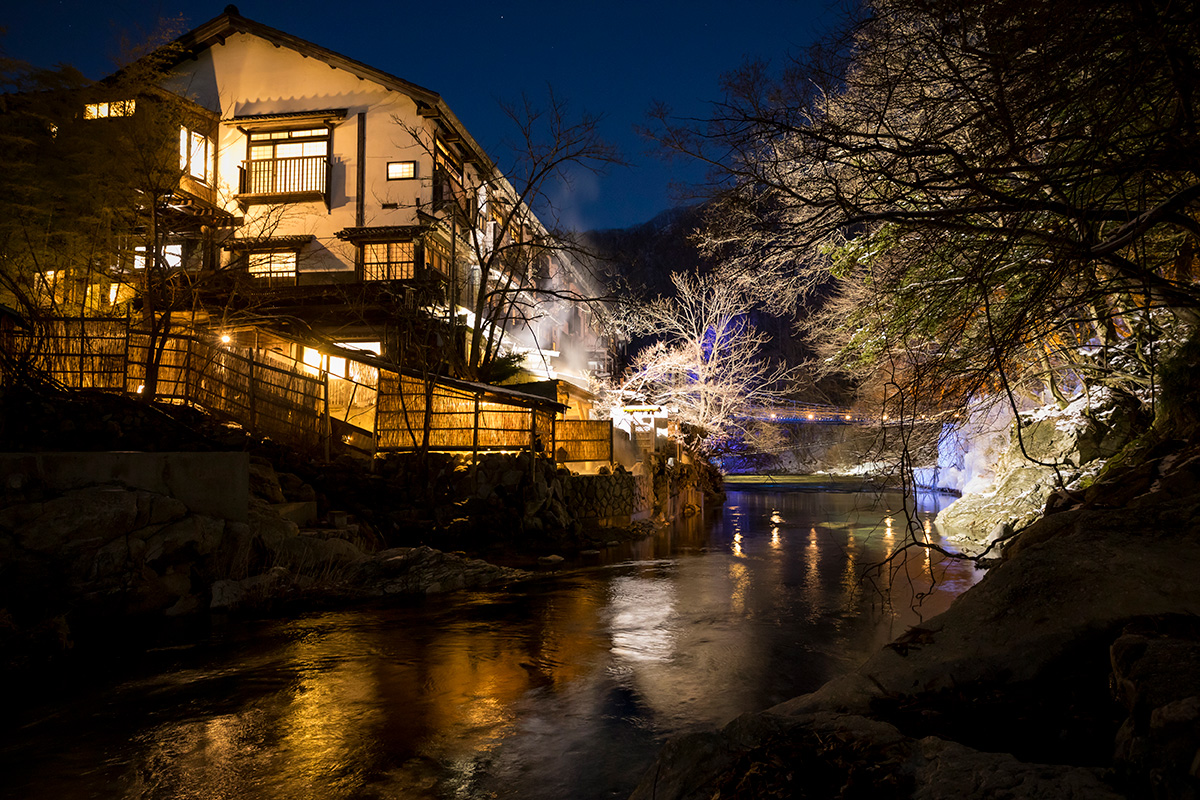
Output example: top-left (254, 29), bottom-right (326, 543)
top-left (1, 484), bottom-right (980, 800)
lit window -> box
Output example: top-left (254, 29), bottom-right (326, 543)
top-left (179, 126), bottom-right (214, 183)
top-left (302, 347), bottom-right (322, 370)
top-left (244, 127), bottom-right (329, 195)
top-left (299, 348), bottom-right (347, 377)
top-left (84, 99), bottom-right (135, 119)
top-left (363, 241), bottom-right (415, 281)
top-left (424, 238), bottom-right (452, 276)
top-left (133, 244), bottom-right (183, 270)
top-left (248, 251), bottom-right (297, 284)
top-left (387, 161), bottom-right (417, 180)
top-left (434, 139), bottom-right (462, 180)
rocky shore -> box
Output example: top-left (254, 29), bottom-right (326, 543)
top-left (630, 414), bottom-right (1200, 799)
top-left (0, 384), bottom-right (719, 676)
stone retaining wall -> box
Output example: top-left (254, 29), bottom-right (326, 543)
top-left (0, 451), bottom-right (249, 521)
top-left (563, 469), bottom-right (654, 528)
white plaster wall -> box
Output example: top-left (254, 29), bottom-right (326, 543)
top-left (165, 32), bottom-right (442, 276)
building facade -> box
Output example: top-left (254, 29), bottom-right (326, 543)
top-left (105, 6), bottom-right (608, 391)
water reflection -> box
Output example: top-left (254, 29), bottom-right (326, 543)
top-left (1, 487), bottom-right (981, 800)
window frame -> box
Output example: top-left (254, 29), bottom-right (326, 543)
top-left (132, 243), bottom-right (184, 271)
top-left (242, 126), bottom-right (331, 197)
top-left (424, 238), bottom-right (453, 277)
top-left (180, 125), bottom-right (215, 184)
top-left (362, 241), bottom-right (416, 282)
top-left (84, 99), bottom-right (136, 119)
top-left (246, 250), bottom-right (299, 287)
top-left (386, 160), bottom-right (417, 181)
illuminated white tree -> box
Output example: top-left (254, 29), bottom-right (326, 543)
top-left (617, 270), bottom-right (796, 453)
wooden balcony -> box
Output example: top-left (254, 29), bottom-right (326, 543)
top-left (238, 155), bottom-right (328, 205)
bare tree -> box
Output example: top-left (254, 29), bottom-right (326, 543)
top-left (0, 34), bottom-right (242, 398)
top-left (614, 270), bottom-right (798, 455)
top-left (650, 0), bottom-right (1200, 423)
top-left (396, 89), bottom-right (623, 381)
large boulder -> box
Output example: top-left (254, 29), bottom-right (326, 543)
top-left (939, 388), bottom-right (1142, 545)
top-left (631, 711), bottom-right (1122, 800)
top-left (633, 441), bottom-right (1200, 799)
top-left (347, 546), bottom-right (525, 595)
top-left (11, 487), bottom-right (140, 553)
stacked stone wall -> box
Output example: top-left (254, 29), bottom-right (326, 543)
top-left (562, 468), bottom-right (653, 528)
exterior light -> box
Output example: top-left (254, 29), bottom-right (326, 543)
top-left (220, 334), bottom-right (231, 344)
top-left (882, 414), bottom-right (889, 421)
top-left (807, 413), bottom-right (815, 420)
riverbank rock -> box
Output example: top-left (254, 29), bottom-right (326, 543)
top-left (1110, 615), bottom-right (1200, 796)
top-left (631, 436), bottom-right (1200, 800)
top-left (0, 452), bottom-right (537, 671)
top-left (346, 546), bottom-right (526, 596)
top-left (632, 711), bottom-right (1122, 800)
top-left (938, 387), bottom-right (1142, 546)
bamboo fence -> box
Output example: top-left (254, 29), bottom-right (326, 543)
top-left (3, 317), bottom-right (613, 462)
top-left (375, 370), bottom-right (544, 453)
top-left (6, 317), bottom-right (129, 390)
top-left (553, 418), bottom-right (613, 462)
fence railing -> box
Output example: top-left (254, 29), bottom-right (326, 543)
top-left (241, 155), bottom-right (327, 196)
top-left (3, 318), bottom-right (613, 463)
top-left (7, 317), bottom-right (130, 391)
top-left (375, 370), bottom-right (545, 454)
top-left (554, 419), bottom-right (613, 462)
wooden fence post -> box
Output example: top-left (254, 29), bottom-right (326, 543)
top-left (77, 314), bottom-right (85, 389)
top-left (248, 354), bottom-right (257, 436)
top-left (122, 315), bottom-right (131, 395)
top-left (372, 373), bottom-right (381, 456)
top-left (472, 394), bottom-right (480, 463)
top-left (183, 335), bottom-right (193, 403)
top-left (323, 370), bottom-right (331, 462)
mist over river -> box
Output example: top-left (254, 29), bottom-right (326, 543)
top-left (1, 483), bottom-right (980, 800)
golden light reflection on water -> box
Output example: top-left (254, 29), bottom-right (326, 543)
top-left (729, 561), bottom-right (749, 615)
top-left (805, 526), bottom-right (820, 594)
top-left (12, 490), bottom-right (983, 800)
top-left (841, 528), bottom-right (859, 602)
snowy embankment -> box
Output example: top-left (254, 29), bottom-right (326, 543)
top-left (923, 387), bottom-right (1143, 548)
top-left (631, 391), bottom-right (1200, 800)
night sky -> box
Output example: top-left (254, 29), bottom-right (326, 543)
top-left (2, 0), bottom-right (842, 231)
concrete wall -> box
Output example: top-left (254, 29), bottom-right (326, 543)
top-left (0, 452), bottom-right (249, 522)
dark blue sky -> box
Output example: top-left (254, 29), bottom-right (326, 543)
top-left (3, 0), bottom-right (842, 231)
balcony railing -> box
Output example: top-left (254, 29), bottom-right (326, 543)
top-left (239, 155), bottom-right (327, 199)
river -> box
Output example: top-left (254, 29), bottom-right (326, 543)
top-left (1, 483), bottom-right (980, 800)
